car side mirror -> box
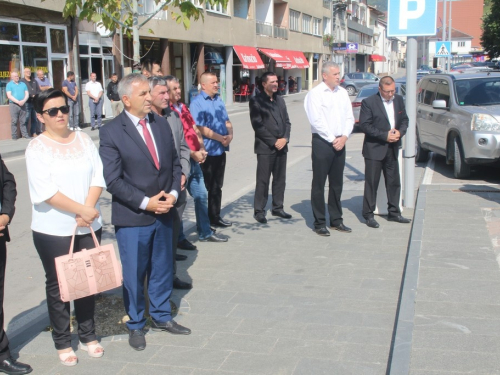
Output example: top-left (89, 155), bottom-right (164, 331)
top-left (375, 77), bottom-right (379, 81)
top-left (432, 99), bottom-right (448, 109)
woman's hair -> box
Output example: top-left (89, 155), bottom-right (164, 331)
top-left (34, 89), bottom-right (68, 114)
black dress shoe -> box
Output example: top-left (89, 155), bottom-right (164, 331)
top-left (254, 213), bottom-right (267, 224)
top-left (173, 277), bottom-right (192, 290)
top-left (271, 210), bottom-right (292, 219)
top-left (211, 217), bottom-right (232, 227)
top-left (331, 223), bottom-right (352, 233)
top-left (314, 227), bottom-right (330, 236)
top-left (177, 239), bottom-right (197, 250)
top-left (388, 215), bottom-right (412, 224)
top-left (128, 329), bottom-right (146, 351)
top-left (0, 357), bottom-right (32, 374)
top-left (151, 320), bottom-right (191, 335)
top-left (200, 233), bottom-right (228, 242)
top-left (366, 218), bottom-right (380, 228)
top-left (91, 127), bottom-right (96, 131)
top-left (175, 254), bottom-right (188, 261)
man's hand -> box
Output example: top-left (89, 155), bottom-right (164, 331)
top-left (332, 136), bottom-right (347, 151)
top-left (192, 150), bottom-right (207, 163)
top-left (387, 130), bottom-right (400, 143)
top-left (221, 135), bottom-right (233, 147)
top-left (164, 194), bottom-right (177, 208)
top-left (181, 174), bottom-right (187, 191)
top-left (275, 138), bottom-right (287, 151)
top-left (146, 191), bottom-right (174, 214)
top-left (0, 215), bottom-right (9, 235)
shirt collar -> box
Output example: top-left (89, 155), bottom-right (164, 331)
top-left (381, 95), bottom-right (394, 104)
top-left (124, 110), bottom-right (148, 126)
top-left (320, 81), bottom-right (339, 93)
top-left (200, 91), bottom-right (218, 100)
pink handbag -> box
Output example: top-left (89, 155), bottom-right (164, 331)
top-left (55, 225), bottom-right (123, 302)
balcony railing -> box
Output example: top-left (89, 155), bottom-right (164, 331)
top-left (274, 24), bottom-right (289, 40)
top-left (256, 21), bottom-right (273, 37)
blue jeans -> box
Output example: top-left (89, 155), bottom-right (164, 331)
top-left (68, 99), bottom-right (80, 128)
top-left (187, 161), bottom-right (214, 240)
top-left (24, 101), bottom-right (39, 135)
top-left (88, 99), bottom-right (102, 128)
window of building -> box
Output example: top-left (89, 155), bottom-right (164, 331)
top-left (206, 1), bottom-right (228, 15)
top-left (290, 10), bottom-right (300, 31)
top-left (313, 55), bottom-right (319, 80)
top-left (313, 18), bottom-right (321, 36)
top-left (458, 41), bottom-right (465, 47)
top-left (50, 29), bottom-right (66, 54)
top-left (137, 0), bottom-right (167, 19)
top-left (0, 22), bottom-right (19, 42)
top-left (21, 24), bottom-right (46, 44)
top-left (302, 14), bottom-right (312, 34)
top-left (190, 0), bottom-right (202, 7)
top-left (348, 30), bottom-right (361, 44)
top-left (323, 17), bottom-right (331, 35)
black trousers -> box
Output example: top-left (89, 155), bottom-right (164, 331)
top-left (172, 189), bottom-right (187, 275)
top-left (254, 152), bottom-right (287, 214)
top-left (33, 229), bottom-right (102, 350)
top-left (363, 146), bottom-right (401, 220)
top-left (0, 239), bottom-right (10, 361)
top-left (311, 135), bottom-right (346, 229)
top-left (201, 153), bottom-right (226, 223)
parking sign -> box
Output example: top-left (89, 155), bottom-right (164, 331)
top-left (387, 0), bottom-right (438, 36)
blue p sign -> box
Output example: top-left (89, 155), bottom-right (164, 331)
top-left (387, 0), bottom-right (437, 37)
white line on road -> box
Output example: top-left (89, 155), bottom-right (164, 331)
top-left (4, 156), bottom-right (26, 163)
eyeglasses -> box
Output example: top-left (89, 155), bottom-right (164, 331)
top-left (42, 105), bottom-right (70, 117)
top-left (380, 89), bottom-right (396, 94)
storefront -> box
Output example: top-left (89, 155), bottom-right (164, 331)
top-left (0, 18), bottom-right (69, 139)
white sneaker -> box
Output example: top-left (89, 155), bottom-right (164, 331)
top-left (75, 127), bottom-right (82, 131)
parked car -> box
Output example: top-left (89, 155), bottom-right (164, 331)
top-left (352, 83), bottom-right (406, 126)
top-left (340, 72), bottom-right (379, 96)
top-left (416, 72), bottom-right (500, 178)
top-left (450, 64), bottom-right (474, 72)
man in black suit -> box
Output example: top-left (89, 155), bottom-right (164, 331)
top-left (359, 76), bottom-right (411, 228)
top-left (249, 72), bottom-right (292, 224)
top-left (99, 74), bottom-right (191, 352)
top-left (0, 156), bottom-right (32, 374)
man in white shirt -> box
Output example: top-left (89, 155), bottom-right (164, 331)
top-left (304, 61), bottom-right (354, 237)
top-left (85, 73), bottom-right (103, 130)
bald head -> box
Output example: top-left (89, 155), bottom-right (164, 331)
top-left (200, 72), bottom-right (219, 97)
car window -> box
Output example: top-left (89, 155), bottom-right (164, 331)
top-left (400, 85), bottom-right (406, 96)
top-left (435, 80), bottom-right (450, 106)
top-left (353, 73), bottom-right (363, 80)
top-left (346, 73), bottom-right (354, 79)
top-left (423, 79), bottom-right (438, 105)
top-left (417, 80), bottom-right (428, 103)
top-left (456, 78), bottom-right (500, 106)
top-left (363, 73), bottom-right (376, 80)
top-left (358, 87), bottom-right (379, 98)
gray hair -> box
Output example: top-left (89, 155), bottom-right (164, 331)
top-left (322, 61), bottom-right (340, 75)
top-left (164, 75), bottom-right (180, 86)
top-left (148, 76), bottom-right (167, 91)
top-left (117, 73), bottom-right (149, 99)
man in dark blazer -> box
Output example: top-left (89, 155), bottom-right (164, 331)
top-left (249, 72), bottom-right (292, 224)
top-left (99, 74), bottom-right (190, 352)
top-left (0, 156), bottom-right (32, 374)
top-left (359, 75), bottom-right (411, 228)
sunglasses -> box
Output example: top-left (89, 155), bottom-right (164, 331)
top-left (42, 105), bottom-right (70, 117)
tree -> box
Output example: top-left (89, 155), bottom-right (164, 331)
top-left (481, 0), bottom-right (500, 58)
top-left (53, 0), bottom-right (228, 68)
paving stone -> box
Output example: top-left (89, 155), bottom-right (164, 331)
top-left (341, 343), bottom-right (389, 364)
top-left (234, 318), bottom-right (305, 338)
top-left (148, 346), bottom-right (230, 370)
top-left (219, 352), bottom-right (299, 374)
top-left (203, 332), bottom-right (278, 354)
top-left (410, 348), bottom-right (500, 373)
top-left (119, 363), bottom-right (194, 375)
top-left (293, 358), bottom-right (386, 375)
top-left (412, 330), bottom-right (500, 354)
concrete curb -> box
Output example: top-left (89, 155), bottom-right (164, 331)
top-left (387, 183), bottom-right (427, 374)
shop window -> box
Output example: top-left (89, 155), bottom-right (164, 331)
top-left (0, 22), bottom-right (19, 42)
top-left (22, 46), bottom-right (48, 75)
top-left (80, 58), bottom-right (90, 83)
top-left (0, 45), bottom-right (21, 104)
top-left (50, 29), bottom-right (66, 54)
top-left (79, 45), bottom-right (89, 55)
top-left (21, 24), bottom-right (46, 44)
top-left (102, 46), bottom-right (113, 55)
top-left (91, 47), bottom-right (101, 54)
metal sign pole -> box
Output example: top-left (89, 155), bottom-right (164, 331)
top-left (404, 37), bottom-right (417, 208)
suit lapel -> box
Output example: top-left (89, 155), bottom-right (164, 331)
top-left (121, 112), bottom-right (157, 169)
top-left (375, 93), bottom-right (391, 126)
top-left (149, 112), bottom-right (164, 169)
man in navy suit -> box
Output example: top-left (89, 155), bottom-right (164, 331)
top-left (359, 75), bottom-right (411, 229)
top-left (99, 74), bottom-right (191, 351)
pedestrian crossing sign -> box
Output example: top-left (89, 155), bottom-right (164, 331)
top-left (435, 42), bottom-right (451, 57)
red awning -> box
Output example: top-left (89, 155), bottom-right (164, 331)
top-left (258, 48), bottom-right (291, 65)
top-left (370, 54), bottom-right (386, 62)
top-left (278, 50), bottom-right (310, 69)
top-left (233, 46), bottom-right (265, 70)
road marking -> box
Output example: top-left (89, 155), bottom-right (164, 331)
top-left (421, 153), bottom-right (435, 185)
top-left (4, 156), bottom-right (26, 163)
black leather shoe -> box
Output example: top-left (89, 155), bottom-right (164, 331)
top-left (175, 254), bottom-right (187, 261)
top-left (0, 357), bottom-right (32, 374)
top-left (314, 227), bottom-right (330, 236)
top-left (129, 329), bottom-right (146, 351)
top-left (366, 218), bottom-right (380, 228)
top-left (199, 233), bottom-right (228, 242)
top-left (91, 127), bottom-right (96, 131)
top-left (331, 223), bottom-right (352, 233)
top-left (211, 217), bottom-right (232, 227)
top-left (254, 213), bottom-right (267, 224)
top-left (151, 320), bottom-right (191, 335)
top-left (173, 277), bottom-right (192, 290)
top-left (177, 239), bottom-right (197, 250)
top-left (388, 215), bottom-right (411, 224)
top-left (271, 210), bottom-right (292, 219)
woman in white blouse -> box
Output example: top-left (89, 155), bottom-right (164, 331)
top-left (26, 89), bottom-right (106, 366)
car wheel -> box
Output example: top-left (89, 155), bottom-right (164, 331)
top-left (346, 86), bottom-right (356, 96)
top-left (415, 130), bottom-right (429, 163)
top-left (453, 137), bottom-right (471, 179)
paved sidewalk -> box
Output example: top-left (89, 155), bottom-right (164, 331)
top-left (12, 142), bottom-right (423, 374)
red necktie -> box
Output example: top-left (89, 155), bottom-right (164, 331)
top-left (139, 119), bottom-right (160, 170)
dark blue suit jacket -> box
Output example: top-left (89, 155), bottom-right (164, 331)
top-left (99, 111), bottom-right (182, 227)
